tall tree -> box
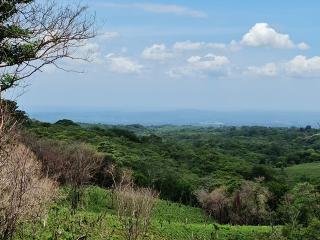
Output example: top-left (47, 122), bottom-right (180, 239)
top-left (0, 0), bottom-right (95, 92)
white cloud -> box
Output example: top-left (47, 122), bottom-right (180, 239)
top-left (206, 43), bottom-right (227, 49)
top-left (243, 55), bottom-right (320, 78)
top-left (187, 54), bottom-right (230, 70)
top-left (67, 41), bottom-right (102, 65)
top-left (80, 42), bottom-right (101, 62)
top-left (285, 55), bottom-right (320, 77)
top-left (141, 44), bottom-right (174, 60)
top-left (241, 23), bottom-right (308, 50)
top-left (168, 54), bottom-right (230, 78)
top-left (106, 53), bottom-right (143, 74)
top-left (97, 31), bottom-right (120, 41)
top-left (297, 42), bottom-right (310, 50)
top-left (173, 41), bottom-right (203, 50)
top-left (173, 41), bottom-right (226, 51)
top-left (245, 63), bottom-right (278, 77)
top-left (99, 3), bottom-right (207, 18)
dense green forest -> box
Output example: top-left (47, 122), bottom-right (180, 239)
top-left (7, 101), bottom-right (319, 238)
top-left (25, 119), bottom-right (320, 206)
top-left (0, 102), bottom-right (319, 239)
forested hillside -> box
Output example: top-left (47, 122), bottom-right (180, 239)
top-left (25, 120), bottom-right (320, 206)
top-left (0, 105), bottom-right (317, 239)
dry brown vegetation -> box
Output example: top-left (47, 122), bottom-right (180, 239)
top-left (22, 136), bottom-right (104, 209)
top-left (108, 166), bottom-right (159, 240)
top-left (195, 187), bottom-right (229, 223)
top-left (196, 179), bottom-right (271, 225)
top-left (0, 103), bottom-right (57, 240)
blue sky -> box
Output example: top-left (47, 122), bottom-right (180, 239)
top-left (12, 0), bottom-right (320, 112)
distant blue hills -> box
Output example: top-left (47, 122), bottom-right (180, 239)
top-left (27, 109), bottom-right (320, 127)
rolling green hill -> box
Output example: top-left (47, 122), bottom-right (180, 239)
top-left (19, 120), bottom-right (320, 239)
top-left (26, 121), bottom-right (320, 204)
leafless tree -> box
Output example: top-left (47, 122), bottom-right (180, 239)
top-left (64, 143), bottom-right (104, 210)
top-left (21, 136), bottom-right (104, 210)
top-left (0, 0), bottom-right (95, 92)
top-left (0, 104), bottom-right (57, 239)
top-left (231, 179), bottom-right (270, 225)
top-left (196, 179), bottom-right (271, 225)
top-left (195, 187), bottom-right (229, 224)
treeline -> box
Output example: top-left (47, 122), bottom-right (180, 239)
top-left (25, 119), bottom-right (320, 197)
top-left (22, 118), bottom-right (320, 218)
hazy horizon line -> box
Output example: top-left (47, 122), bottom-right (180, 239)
top-left (23, 107), bottom-right (320, 114)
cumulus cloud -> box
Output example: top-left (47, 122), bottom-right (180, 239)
top-left (243, 55), bottom-right (320, 78)
top-left (285, 55), bottom-right (320, 77)
top-left (168, 54), bottom-right (230, 78)
top-left (106, 53), bottom-right (143, 74)
top-left (240, 23), bottom-right (308, 50)
top-left (141, 44), bottom-right (174, 60)
top-left (244, 63), bottom-right (278, 77)
top-left (99, 3), bottom-right (207, 18)
top-left (173, 41), bottom-right (226, 51)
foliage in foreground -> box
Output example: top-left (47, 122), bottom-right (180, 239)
top-left (15, 186), bottom-right (271, 240)
top-left (109, 167), bottom-right (159, 240)
top-left (0, 103), bottom-right (57, 240)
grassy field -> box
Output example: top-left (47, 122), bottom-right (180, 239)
top-left (285, 162), bottom-right (320, 183)
top-left (16, 186), bottom-right (271, 240)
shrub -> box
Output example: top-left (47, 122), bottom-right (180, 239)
top-left (280, 182), bottom-right (320, 227)
top-left (0, 102), bottom-right (57, 239)
top-left (114, 186), bottom-right (158, 240)
top-left (230, 180), bottom-right (270, 225)
top-left (109, 167), bottom-right (159, 240)
top-left (195, 187), bottom-right (229, 223)
top-left (22, 136), bottom-right (103, 210)
top-left (0, 144), bottom-right (57, 239)
top-left (255, 228), bottom-right (288, 240)
top-left (196, 180), bottom-right (271, 225)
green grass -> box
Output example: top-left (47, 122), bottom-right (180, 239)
top-left (285, 162), bottom-right (320, 183)
top-left (15, 186), bottom-right (271, 240)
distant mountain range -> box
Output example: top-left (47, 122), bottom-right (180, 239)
top-left (27, 109), bottom-right (320, 127)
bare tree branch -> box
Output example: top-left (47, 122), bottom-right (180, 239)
top-left (0, 0), bottom-right (96, 92)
